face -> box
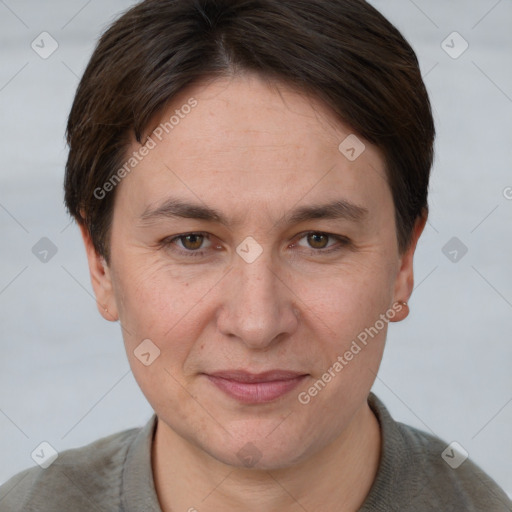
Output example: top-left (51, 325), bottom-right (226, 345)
top-left (82, 73), bottom-right (424, 470)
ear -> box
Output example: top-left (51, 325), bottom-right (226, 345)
top-left (78, 222), bottom-right (119, 322)
top-left (389, 211), bottom-right (428, 322)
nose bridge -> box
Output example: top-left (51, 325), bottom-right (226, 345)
top-left (238, 255), bottom-right (278, 308)
top-left (218, 249), bottom-right (298, 348)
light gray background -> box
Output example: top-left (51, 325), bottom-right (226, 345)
top-left (0, 0), bottom-right (511, 498)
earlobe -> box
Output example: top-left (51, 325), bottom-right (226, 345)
top-left (389, 212), bottom-right (427, 323)
top-left (78, 222), bottom-right (119, 322)
top-left (390, 300), bottom-right (410, 322)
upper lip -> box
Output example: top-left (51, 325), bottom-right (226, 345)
top-left (206, 370), bottom-right (307, 383)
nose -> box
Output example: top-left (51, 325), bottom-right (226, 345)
top-left (216, 252), bottom-right (300, 350)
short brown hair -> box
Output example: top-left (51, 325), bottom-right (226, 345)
top-left (64, 0), bottom-right (435, 263)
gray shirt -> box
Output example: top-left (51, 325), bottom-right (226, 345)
top-left (1, 393), bottom-right (510, 511)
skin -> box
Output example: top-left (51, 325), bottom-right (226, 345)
top-left (80, 73), bottom-right (426, 512)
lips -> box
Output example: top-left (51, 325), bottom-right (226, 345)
top-left (205, 370), bottom-right (308, 403)
top-left (208, 370), bottom-right (305, 382)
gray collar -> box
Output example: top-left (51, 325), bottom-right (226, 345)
top-left (119, 393), bottom-right (415, 512)
top-left (121, 413), bottom-right (161, 512)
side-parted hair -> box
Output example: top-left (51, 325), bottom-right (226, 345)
top-left (64, 0), bottom-right (435, 263)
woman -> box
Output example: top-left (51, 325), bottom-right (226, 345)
top-left (1, 0), bottom-right (510, 510)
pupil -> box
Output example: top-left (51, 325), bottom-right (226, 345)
top-left (185, 235), bottom-right (202, 249)
top-left (309, 233), bottom-right (327, 248)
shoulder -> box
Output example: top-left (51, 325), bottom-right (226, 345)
top-left (0, 426), bottom-right (140, 512)
top-left (365, 393), bottom-right (512, 512)
top-left (397, 421), bottom-right (511, 510)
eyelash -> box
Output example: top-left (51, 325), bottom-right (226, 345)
top-left (160, 231), bottom-right (351, 258)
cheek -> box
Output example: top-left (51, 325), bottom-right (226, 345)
top-left (111, 256), bottom-right (230, 396)
top-left (291, 258), bottom-right (395, 408)
top-left (292, 257), bottom-right (396, 337)
top-left (112, 263), bottom-right (209, 414)
top-left (113, 255), bottom-right (215, 338)
top-left (294, 268), bottom-right (391, 436)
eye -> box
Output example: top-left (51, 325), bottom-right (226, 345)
top-left (160, 230), bottom-right (351, 259)
top-left (293, 231), bottom-right (351, 254)
top-left (160, 232), bottom-right (215, 257)
top-left (304, 233), bottom-right (330, 249)
top-left (177, 233), bottom-right (208, 251)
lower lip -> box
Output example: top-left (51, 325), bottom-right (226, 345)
top-left (206, 375), bottom-right (307, 403)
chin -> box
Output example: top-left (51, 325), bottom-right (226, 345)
top-left (201, 430), bottom-right (315, 471)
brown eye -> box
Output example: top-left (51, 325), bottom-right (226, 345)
top-left (307, 233), bottom-right (329, 249)
top-left (293, 231), bottom-right (350, 255)
top-left (161, 232), bottom-right (217, 258)
top-left (180, 234), bottom-right (205, 250)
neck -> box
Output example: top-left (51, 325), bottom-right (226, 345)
top-left (152, 401), bottom-right (381, 512)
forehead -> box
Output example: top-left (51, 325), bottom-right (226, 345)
top-left (117, 74), bottom-right (390, 222)
top-left (157, 74), bottom-right (351, 151)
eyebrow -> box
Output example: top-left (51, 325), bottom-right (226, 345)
top-left (138, 197), bottom-right (368, 228)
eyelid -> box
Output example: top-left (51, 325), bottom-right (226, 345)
top-left (162, 232), bottom-right (215, 257)
top-left (173, 232), bottom-right (212, 249)
top-left (161, 230), bottom-right (351, 258)
top-left (293, 231), bottom-right (348, 249)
